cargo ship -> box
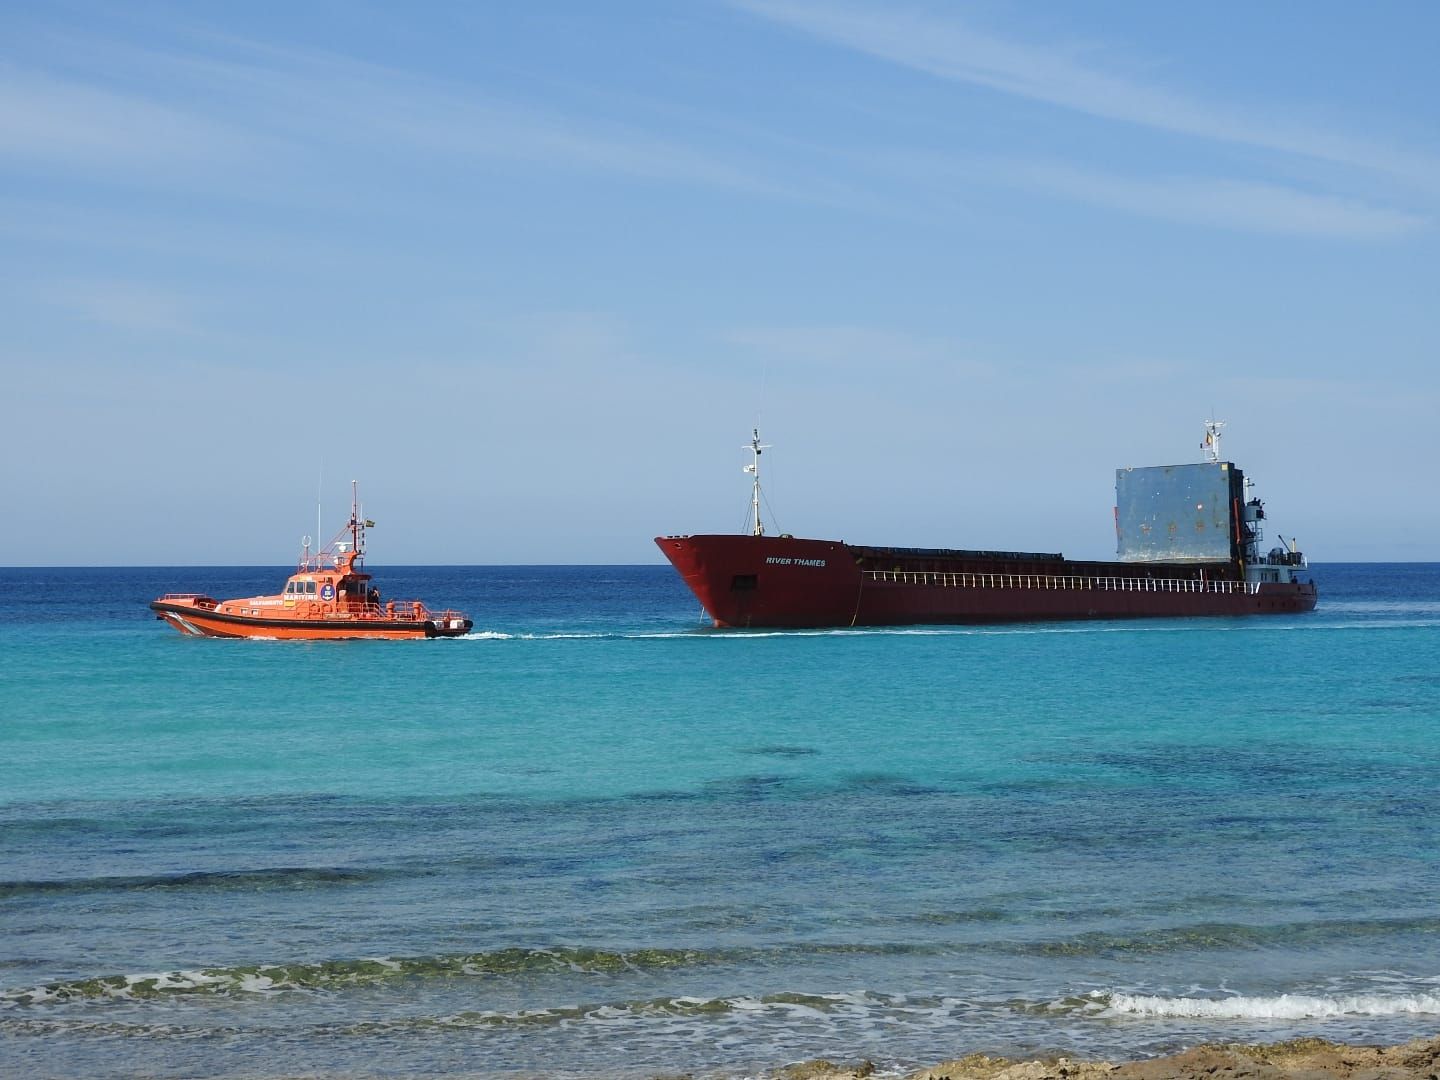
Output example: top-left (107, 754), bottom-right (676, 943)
top-left (656, 421), bottom-right (1317, 628)
top-left (151, 483), bottom-right (472, 640)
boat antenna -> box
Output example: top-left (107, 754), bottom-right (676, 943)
top-left (350, 480), bottom-right (362, 558)
top-left (743, 427), bottom-right (771, 537)
top-left (1201, 417), bottom-right (1226, 464)
top-left (316, 464), bottom-right (323, 567)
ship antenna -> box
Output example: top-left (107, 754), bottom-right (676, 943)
top-left (350, 480), bottom-right (361, 559)
top-left (316, 464), bottom-right (323, 569)
top-left (743, 427), bottom-right (771, 536)
top-left (1201, 417), bottom-right (1226, 463)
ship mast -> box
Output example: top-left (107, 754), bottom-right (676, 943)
top-left (743, 427), bottom-right (771, 537)
top-left (1201, 417), bottom-right (1226, 463)
top-left (349, 480), bottom-right (366, 561)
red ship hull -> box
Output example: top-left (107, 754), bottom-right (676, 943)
top-left (656, 535), bottom-right (1318, 629)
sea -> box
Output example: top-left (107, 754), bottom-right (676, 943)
top-left (3, 562), bottom-right (1440, 1079)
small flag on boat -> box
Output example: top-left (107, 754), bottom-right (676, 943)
top-left (365, 519), bottom-right (376, 527)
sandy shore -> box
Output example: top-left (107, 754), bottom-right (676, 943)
top-left (770, 1036), bottom-right (1440, 1080)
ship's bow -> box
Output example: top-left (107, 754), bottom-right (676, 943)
top-left (655, 534), bottom-right (860, 628)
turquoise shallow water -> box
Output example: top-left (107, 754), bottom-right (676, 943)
top-left (3, 563), bottom-right (1440, 1078)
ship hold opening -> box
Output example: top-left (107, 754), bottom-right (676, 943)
top-left (730, 574), bottom-right (758, 592)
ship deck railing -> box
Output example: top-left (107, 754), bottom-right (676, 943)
top-left (157, 593), bottom-right (218, 607)
top-left (320, 601), bottom-right (468, 621)
top-left (862, 570), bottom-right (1262, 595)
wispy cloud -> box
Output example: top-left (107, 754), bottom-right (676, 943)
top-left (729, 325), bottom-right (994, 378)
top-left (0, 40), bottom-right (796, 201)
top-left (1016, 162), bottom-right (1427, 238)
top-left (734, 0), bottom-right (1440, 190)
top-left (35, 278), bottom-right (202, 335)
top-left (842, 146), bottom-right (1427, 239)
top-left (0, 61), bottom-right (260, 172)
top-left (3, 13), bottom-right (1430, 242)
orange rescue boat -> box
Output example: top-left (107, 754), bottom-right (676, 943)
top-left (151, 484), bottom-right (473, 640)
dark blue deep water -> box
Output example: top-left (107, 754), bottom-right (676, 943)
top-left (3, 563), bottom-right (1440, 1078)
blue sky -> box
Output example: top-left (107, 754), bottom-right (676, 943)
top-left (3, 1), bottom-right (1436, 565)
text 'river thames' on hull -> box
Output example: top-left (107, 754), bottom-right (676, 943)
top-left (656, 421), bottom-right (1317, 629)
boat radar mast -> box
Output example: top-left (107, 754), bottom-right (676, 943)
top-left (300, 480), bottom-right (373, 573)
top-left (743, 427), bottom-right (771, 537)
top-left (1201, 418), bottom-right (1226, 464)
top-left (350, 480), bottom-right (367, 557)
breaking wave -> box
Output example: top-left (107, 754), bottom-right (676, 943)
top-left (12, 984), bottom-right (1440, 1039)
top-left (13, 916), bottom-right (1440, 1008)
top-left (0, 947), bottom-right (718, 1006)
top-left (1102, 990), bottom-right (1440, 1020)
top-left (337, 990), bottom-right (893, 1033)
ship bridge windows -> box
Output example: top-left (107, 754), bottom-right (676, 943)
top-left (286, 580), bottom-right (318, 595)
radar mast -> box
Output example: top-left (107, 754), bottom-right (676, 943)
top-left (742, 427), bottom-right (771, 537)
top-left (1201, 418), bottom-right (1226, 463)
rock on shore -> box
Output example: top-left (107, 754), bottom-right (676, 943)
top-left (773, 1036), bottom-right (1440, 1080)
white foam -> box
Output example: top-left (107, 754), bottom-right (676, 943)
top-left (460, 630), bottom-right (609, 640)
top-left (1322, 601), bottom-right (1440, 614)
top-left (1282, 620), bottom-right (1440, 632)
top-left (436, 614), bottom-right (1440, 644)
top-left (1106, 990), bottom-right (1440, 1020)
